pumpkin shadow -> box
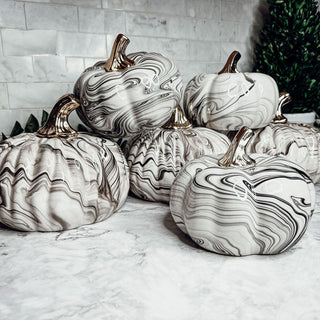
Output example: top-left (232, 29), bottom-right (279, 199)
top-left (162, 212), bottom-right (199, 249)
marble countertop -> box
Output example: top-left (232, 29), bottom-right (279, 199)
top-left (1, 185), bottom-right (320, 320)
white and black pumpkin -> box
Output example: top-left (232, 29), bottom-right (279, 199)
top-left (74, 34), bottom-right (183, 138)
top-left (184, 51), bottom-right (279, 131)
top-left (170, 127), bottom-right (315, 256)
top-left (0, 95), bottom-right (129, 232)
top-left (247, 92), bottom-right (320, 183)
top-left (124, 106), bottom-right (230, 203)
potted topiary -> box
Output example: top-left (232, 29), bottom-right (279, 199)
top-left (253, 0), bottom-right (320, 124)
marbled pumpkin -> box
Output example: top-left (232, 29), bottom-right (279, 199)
top-left (0, 133), bottom-right (129, 232)
top-left (125, 107), bottom-right (230, 203)
top-left (184, 52), bottom-right (279, 131)
top-left (247, 93), bottom-right (320, 183)
top-left (170, 128), bottom-right (315, 256)
top-left (74, 35), bottom-right (183, 138)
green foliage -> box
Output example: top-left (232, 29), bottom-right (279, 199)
top-left (2, 110), bottom-right (49, 141)
top-left (1, 110), bottom-right (89, 141)
top-left (253, 0), bottom-right (320, 113)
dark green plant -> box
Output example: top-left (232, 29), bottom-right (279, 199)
top-left (253, 0), bottom-right (320, 114)
top-left (1, 111), bottom-right (88, 141)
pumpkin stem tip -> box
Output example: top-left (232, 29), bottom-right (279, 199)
top-left (105, 33), bottom-right (135, 72)
top-left (37, 94), bottom-right (80, 139)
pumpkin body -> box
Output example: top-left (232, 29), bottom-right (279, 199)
top-left (74, 52), bottom-right (183, 138)
top-left (125, 127), bottom-right (230, 203)
top-left (247, 122), bottom-right (320, 183)
top-left (184, 72), bottom-right (279, 131)
top-left (170, 154), bottom-right (315, 256)
top-left (0, 133), bottom-right (129, 231)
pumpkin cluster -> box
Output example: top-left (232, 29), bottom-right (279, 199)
top-left (0, 34), bottom-right (318, 257)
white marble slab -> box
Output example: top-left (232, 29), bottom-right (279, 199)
top-left (1, 184), bottom-right (320, 319)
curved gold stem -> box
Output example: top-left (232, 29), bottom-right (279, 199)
top-left (162, 105), bottom-right (192, 130)
top-left (218, 127), bottom-right (255, 168)
top-left (273, 92), bottom-right (291, 124)
top-left (37, 94), bottom-right (80, 138)
top-left (104, 34), bottom-right (135, 72)
top-left (218, 51), bottom-right (241, 74)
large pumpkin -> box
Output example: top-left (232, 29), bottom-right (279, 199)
top-left (170, 127), bottom-right (315, 256)
top-left (74, 34), bottom-right (183, 138)
top-left (247, 92), bottom-right (320, 183)
top-left (184, 51), bottom-right (279, 131)
top-left (0, 95), bottom-right (129, 232)
top-left (124, 106), bottom-right (230, 203)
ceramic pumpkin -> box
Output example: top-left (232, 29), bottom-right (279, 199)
top-left (170, 127), bottom-right (315, 256)
top-left (247, 92), bottom-right (320, 183)
top-left (0, 94), bottom-right (129, 232)
top-left (184, 51), bottom-right (279, 131)
top-left (124, 106), bottom-right (230, 203)
top-left (74, 34), bottom-right (183, 138)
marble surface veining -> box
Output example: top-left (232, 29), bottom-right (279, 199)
top-left (1, 184), bottom-right (320, 320)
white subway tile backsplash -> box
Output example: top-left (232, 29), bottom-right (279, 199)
top-left (189, 40), bottom-right (220, 62)
top-left (66, 57), bottom-right (84, 82)
top-left (126, 12), bottom-right (170, 38)
top-left (0, 0), bottom-right (26, 29)
top-left (2, 29), bottom-right (57, 56)
top-left (104, 10), bottom-right (126, 34)
top-left (0, 84), bottom-right (9, 110)
top-left (220, 21), bottom-right (237, 42)
top-left (186, 0), bottom-right (220, 20)
top-left (147, 0), bottom-right (186, 16)
top-left (103, 0), bottom-right (148, 11)
top-left (25, 3), bottom-right (78, 32)
top-left (57, 32), bottom-right (107, 57)
top-left (8, 83), bottom-right (71, 109)
top-left (104, 0), bottom-right (185, 16)
top-left (176, 60), bottom-right (208, 84)
top-left (79, 8), bottom-right (104, 33)
top-left (33, 56), bottom-right (67, 82)
top-left (0, 0), bottom-right (258, 124)
top-left (0, 57), bottom-right (34, 82)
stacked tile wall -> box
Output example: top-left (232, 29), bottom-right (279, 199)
top-left (0, 0), bottom-right (264, 134)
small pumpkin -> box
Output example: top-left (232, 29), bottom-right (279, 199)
top-left (124, 106), bottom-right (230, 203)
top-left (184, 51), bottom-right (279, 131)
top-left (247, 92), bottom-right (320, 183)
top-left (0, 95), bottom-right (129, 232)
top-left (74, 34), bottom-right (183, 138)
top-left (170, 127), bottom-right (315, 256)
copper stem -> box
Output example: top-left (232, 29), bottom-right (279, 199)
top-left (104, 34), bottom-right (135, 72)
top-left (37, 94), bottom-right (80, 138)
top-left (163, 105), bottom-right (192, 129)
top-left (218, 51), bottom-right (241, 74)
top-left (273, 92), bottom-right (291, 124)
top-left (218, 127), bottom-right (255, 168)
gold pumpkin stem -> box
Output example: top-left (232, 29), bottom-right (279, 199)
top-left (218, 51), bottom-right (241, 74)
top-left (163, 105), bottom-right (192, 130)
top-left (104, 34), bottom-right (135, 72)
top-left (273, 92), bottom-right (291, 124)
top-left (218, 127), bottom-right (256, 168)
top-left (37, 94), bottom-right (80, 139)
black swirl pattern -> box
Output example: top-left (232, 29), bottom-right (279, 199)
top-left (124, 127), bottom-right (230, 203)
top-left (184, 73), bottom-right (279, 131)
top-left (74, 52), bottom-right (183, 138)
top-left (0, 133), bottom-right (129, 231)
top-left (247, 122), bottom-right (320, 183)
top-left (170, 154), bottom-right (315, 256)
